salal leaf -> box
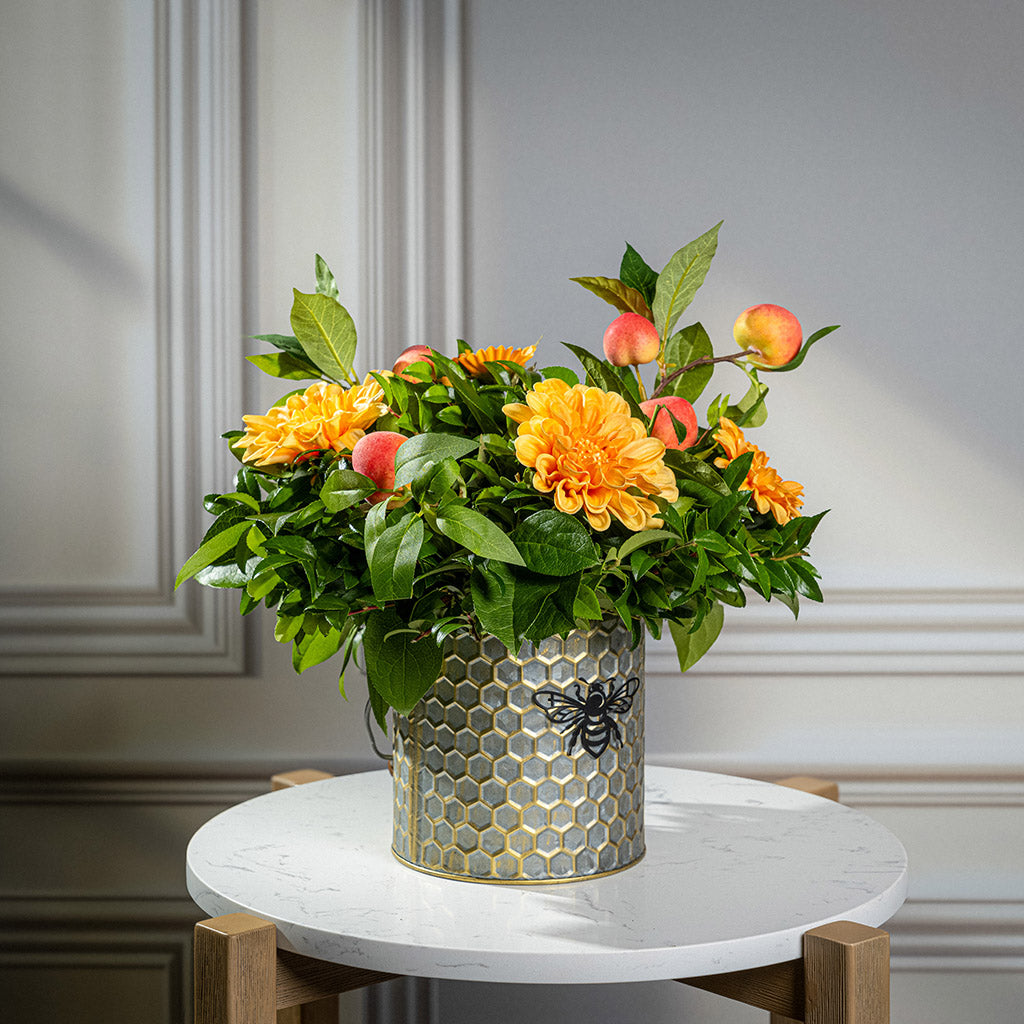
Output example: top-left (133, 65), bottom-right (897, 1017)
top-left (661, 322), bottom-right (714, 402)
top-left (435, 504), bottom-right (526, 566)
top-left (314, 253), bottom-right (340, 299)
top-left (668, 601), bottom-right (724, 672)
top-left (290, 289), bottom-right (357, 382)
top-left (652, 222), bottom-right (722, 340)
top-left (369, 515), bottom-right (424, 601)
top-left (766, 324), bottom-right (841, 373)
top-left (320, 468), bottom-right (376, 512)
top-left (513, 509), bottom-right (598, 576)
top-left (616, 529), bottom-right (678, 560)
top-left (176, 521), bottom-right (250, 588)
top-left (509, 569), bottom-right (579, 642)
top-left (470, 562), bottom-right (517, 652)
top-left (663, 448), bottom-right (731, 497)
top-left (394, 433), bottom-right (478, 488)
top-left (194, 557), bottom-right (260, 588)
top-left (363, 499), bottom-right (389, 563)
top-left (572, 583), bottom-right (603, 620)
top-left (363, 609), bottom-right (443, 715)
top-left (619, 243), bottom-right (659, 307)
top-left (569, 275), bottom-right (653, 320)
top-left (297, 626), bottom-right (344, 674)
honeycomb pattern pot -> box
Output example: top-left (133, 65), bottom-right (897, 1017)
top-left (392, 620), bottom-right (645, 883)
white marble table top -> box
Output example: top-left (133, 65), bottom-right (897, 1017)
top-left (186, 766), bottom-right (907, 984)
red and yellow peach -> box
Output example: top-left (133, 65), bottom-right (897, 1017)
top-left (733, 304), bottom-right (802, 367)
top-left (602, 313), bottom-right (660, 367)
top-left (351, 431), bottom-right (408, 504)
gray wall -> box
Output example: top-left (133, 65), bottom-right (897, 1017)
top-left (1, 1), bottom-right (1021, 1021)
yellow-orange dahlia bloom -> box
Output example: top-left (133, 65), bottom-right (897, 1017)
top-left (456, 344), bottom-right (537, 378)
top-left (712, 416), bottom-right (804, 525)
top-left (234, 378), bottom-right (387, 467)
top-left (502, 379), bottom-right (679, 532)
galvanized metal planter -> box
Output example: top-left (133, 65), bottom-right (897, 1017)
top-left (392, 620), bottom-right (645, 883)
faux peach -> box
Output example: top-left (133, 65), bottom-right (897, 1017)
top-left (602, 313), bottom-right (660, 366)
top-left (733, 304), bottom-right (802, 367)
top-left (351, 431), bottom-right (408, 504)
top-left (640, 396), bottom-right (698, 450)
top-left (392, 345), bottom-right (435, 378)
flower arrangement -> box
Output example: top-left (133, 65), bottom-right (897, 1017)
top-left (177, 222), bottom-right (837, 728)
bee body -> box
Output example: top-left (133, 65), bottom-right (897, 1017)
top-left (533, 677), bottom-right (640, 757)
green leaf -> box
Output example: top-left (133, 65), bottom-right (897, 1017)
top-left (290, 289), bottom-right (357, 382)
top-left (652, 222), bottom-right (722, 340)
top-left (363, 609), bottom-right (443, 715)
top-left (722, 450), bottom-right (755, 492)
top-left (435, 504), bottom-right (526, 565)
top-left (297, 626), bottom-right (344, 674)
top-left (619, 243), bottom-right (659, 307)
top-left (314, 254), bottom-right (340, 299)
top-left (274, 612), bottom-right (304, 644)
top-left (727, 371), bottom-right (769, 428)
top-left (572, 583), bottom-right (603, 620)
top-left (765, 324), bottom-right (840, 373)
top-left (787, 557), bottom-right (824, 601)
top-left (470, 563), bottom-right (517, 651)
top-left (246, 351), bottom-right (322, 381)
top-left (252, 333), bottom-right (305, 358)
top-left (668, 601), bottom-right (725, 672)
top-left (615, 529), bottom-right (678, 560)
top-left (513, 509), bottom-right (598, 576)
top-left (569, 276), bottom-right (653, 319)
top-left (369, 515), bottom-right (424, 601)
top-left (394, 432), bottom-right (479, 488)
top-left (363, 498), bottom-right (389, 563)
top-left (194, 557), bottom-right (259, 588)
top-left (320, 468), bottom-right (375, 512)
top-left (561, 343), bottom-right (646, 418)
top-left (663, 449), bottom-right (731, 498)
top-left (176, 521), bottom-right (250, 588)
top-left (539, 365), bottom-right (580, 387)
top-left (661, 322), bottom-right (714, 402)
top-left (510, 569), bottom-right (579, 642)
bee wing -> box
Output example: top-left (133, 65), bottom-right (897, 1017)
top-left (605, 676), bottom-right (640, 714)
top-left (533, 689), bottom-right (587, 729)
top-left (548, 706), bottom-right (588, 726)
top-left (534, 690), bottom-right (585, 712)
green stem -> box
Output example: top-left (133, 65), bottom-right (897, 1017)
top-left (634, 365), bottom-right (649, 402)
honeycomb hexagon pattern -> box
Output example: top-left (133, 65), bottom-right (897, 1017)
top-left (392, 620), bottom-right (644, 882)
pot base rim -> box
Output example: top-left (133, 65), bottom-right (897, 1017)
top-left (390, 846), bottom-right (646, 885)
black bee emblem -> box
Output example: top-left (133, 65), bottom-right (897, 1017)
top-left (532, 677), bottom-right (640, 757)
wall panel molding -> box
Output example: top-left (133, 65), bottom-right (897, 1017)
top-left (0, 0), bottom-right (246, 676)
top-left (647, 588), bottom-right (1024, 677)
top-left (0, 929), bottom-right (189, 1024)
top-left (359, 0), bottom-right (464, 374)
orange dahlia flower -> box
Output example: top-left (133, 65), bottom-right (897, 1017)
top-left (502, 379), bottom-right (679, 532)
top-left (712, 416), bottom-right (804, 525)
top-left (456, 344), bottom-right (537, 378)
top-left (234, 378), bottom-right (387, 467)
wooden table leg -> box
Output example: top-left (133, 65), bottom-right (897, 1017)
top-left (194, 913), bottom-right (277, 1024)
top-left (804, 921), bottom-right (890, 1024)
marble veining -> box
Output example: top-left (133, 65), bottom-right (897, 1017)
top-left (185, 766), bottom-right (907, 983)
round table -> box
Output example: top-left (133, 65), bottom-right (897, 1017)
top-left (186, 766), bottom-right (907, 984)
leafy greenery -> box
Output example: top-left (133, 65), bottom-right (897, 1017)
top-left (178, 230), bottom-right (837, 728)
